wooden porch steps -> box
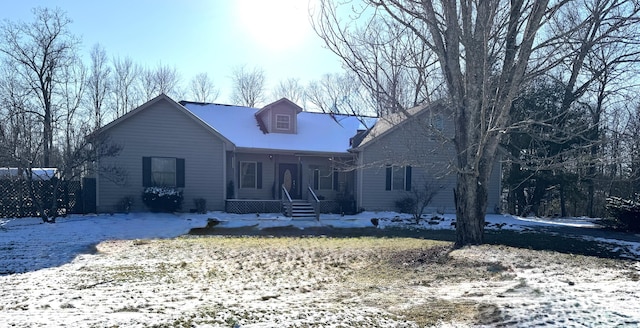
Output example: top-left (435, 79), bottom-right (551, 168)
top-left (287, 200), bottom-right (316, 218)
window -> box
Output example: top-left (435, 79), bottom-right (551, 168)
top-left (143, 157), bottom-right (185, 188)
top-left (430, 114), bottom-right (444, 140)
top-left (275, 114), bottom-right (290, 130)
top-left (385, 165), bottom-right (412, 191)
top-left (392, 166), bottom-right (404, 190)
top-left (240, 162), bottom-right (256, 188)
top-left (432, 114), bottom-right (444, 131)
top-left (240, 161), bottom-right (262, 189)
top-left (313, 166), bottom-right (335, 190)
top-left (152, 157), bottom-right (176, 187)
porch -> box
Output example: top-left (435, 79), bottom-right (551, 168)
top-left (225, 151), bottom-right (357, 217)
top-left (224, 198), bottom-right (356, 216)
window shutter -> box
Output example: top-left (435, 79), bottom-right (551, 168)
top-left (142, 157), bottom-right (151, 187)
top-left (176, 158), bottom-right (185, 188)
top-left (313, 169), bottom-right (319, 189)
top-left (257, 162), bottom-right (263, 189)
top-left (333, 170), bottom-right (339, 191)
top-left (385, 166), bottom-right (392, 190)
top-left (405, 166), bottom-right (412, 191)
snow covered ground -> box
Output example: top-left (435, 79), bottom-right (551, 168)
top-left (1, 211), bottom-right (639, 327)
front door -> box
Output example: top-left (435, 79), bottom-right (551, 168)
top-left (279, 163), bottom-right (299, 199)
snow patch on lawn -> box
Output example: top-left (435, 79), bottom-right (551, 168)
top-left (1, 211), bottom-right (639, 327)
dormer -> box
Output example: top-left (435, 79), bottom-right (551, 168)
top-left (255, 98), bottom-right (302, 134)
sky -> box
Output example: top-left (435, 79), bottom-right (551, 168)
top-left (0, 0), bottom-right (345, 103)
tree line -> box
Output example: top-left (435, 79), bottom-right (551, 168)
top-left (0, 8), bottom-right (378, 170)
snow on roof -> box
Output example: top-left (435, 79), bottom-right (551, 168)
top-left (356, 103), bottom-right (431, 149)
top-left (182, 102), bottom-right (376, 154)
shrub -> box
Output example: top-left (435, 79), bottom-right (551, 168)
top-left (396, 181), bottom-right (439, 223)
top-left (194, 198), bottom-right (207, 214)
top-left (142, 187), bottom-right (183, 212)
top-left (116, 196), bottom-right (134, 213)
top-left (395, 197), bottom-right (416, 214)
top-left (335, 193), bottom-right (358, 215)
top-left (605, 196), bottom-right (640, 232)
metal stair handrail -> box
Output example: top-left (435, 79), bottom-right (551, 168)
top-left (282, 184), bottom-right (293, 217)
top-left (307, 186), bottom-right (320, 221)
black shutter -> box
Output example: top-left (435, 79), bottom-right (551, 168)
top-left (313, 169), bottom-right (319, 189)
top-left (333, 170), bottom-right (339, 191)
top-left (142, 157), bottom-right (151, 187)
top-left (257, 162), bottom-right (263, 189)
top-left (176, 158), bottom-right (185, 188)
top-left (405, 166), bottom-right (412, 191)
top-left (385, 166), bottom-right (392, 190)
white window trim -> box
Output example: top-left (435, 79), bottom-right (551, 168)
top-left (151, 157), bottom-right (177, 187)
top-left (240, 161), bottom-right (257, 189)
top-left (391, 166), bottom-right (406, 191)
top-left (315, 167), bottom-right (334, 190)
top-left (275, 114), bottom-right (291, 130)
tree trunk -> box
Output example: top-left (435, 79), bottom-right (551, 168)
top-left (559, 181), bottom-right (567, 217)
top-left (454, 172), bottom-right (488, 247)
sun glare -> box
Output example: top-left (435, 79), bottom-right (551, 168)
top-left (235, 0), bottom-right (311, 52)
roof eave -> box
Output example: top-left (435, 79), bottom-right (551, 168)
top-left (234, 147), bottom-right (353, 157)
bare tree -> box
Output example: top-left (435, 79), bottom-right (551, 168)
top-left (0, 65), bottom-right (40, 166)
top-left (111, 55), bottom-right (141, 117)
top-left (189, 72), bottom-right (219, 103)
top-left (317, 0), bottom-right (596, 246)
top-left (230, 65), bottom-right (266, 107)
top-left (312, 4), bottom-right (445, 115)
top-left (546, 0), bottom-right (640, 216)
top-left (86, 43), bottom-right (111, 129)
top-left (0, 7), bottom-right (80, 167)
top-left (139, 62), bottom-right (182, 101)
top-left (272, 77), bottom-right (305, 105)
top-left (306, 72), bottom-right (375, 119)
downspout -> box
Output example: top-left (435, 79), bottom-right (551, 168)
top-left (95, 143), bottom-right (100, 212)
top-left (222, 143), bottom-right (227, 202)
top-left (356, 150), bottom-right (363, 210)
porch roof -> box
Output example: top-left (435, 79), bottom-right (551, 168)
top-left (182, 102), bottom-right (375, 154)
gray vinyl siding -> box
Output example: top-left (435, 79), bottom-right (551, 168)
top-left (358, 150), bottom-right (458, 213)
top-left (234, 153), bottom-right (276, 200)
top-left (358, 111), bottom-right (457, 213)
top-left (269, 106), bottom-right (297, 134)
top-left (97, 98), bottom-right (225, 212)
top-left (357, 109), bottom-right (502, 214)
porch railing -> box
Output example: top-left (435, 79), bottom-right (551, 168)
top-left (281, 184), bottom-right (293, 217)
top-left (307, 186), bottom-right (320, 221)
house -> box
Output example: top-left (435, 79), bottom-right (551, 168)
top-left (350, 101), bottom-right (501, 213)
top-left (93, 94), bottom-right (501, 215)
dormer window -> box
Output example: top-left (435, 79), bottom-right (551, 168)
top-left (275, 114), bottom-right (291, 130)
top-left (254, 98), bottom-right (301, 134)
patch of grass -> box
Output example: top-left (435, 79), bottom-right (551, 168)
top-left (190, 225), bottom-right (634, 260)
top-left (487, 262), bottom-right (511, 273)
top-left (89, 231), bottom-right (634, 327)
top-left (394, 300), bottom-right (502, 326)
top-left (113, 305), bottom-right (140, 312)
top-left (484, 230), bottom-right (631, 260)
